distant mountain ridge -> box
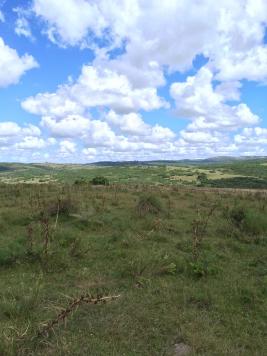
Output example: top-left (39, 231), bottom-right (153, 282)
top-left (0, 156), bottom-right (267, 167)
top-left (90, 156), bottom-right (267, 166)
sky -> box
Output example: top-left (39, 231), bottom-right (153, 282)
top-left (0, 0), bottom-right (267, 163)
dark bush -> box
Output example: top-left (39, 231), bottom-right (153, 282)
top-left (46, 198), bottom-right (76, 217)
top-left (228, 206), bottom-right (246, 229)
top-left (74, 179), bottom-right (86, 185)
top-left (91, 176), bottom-right (109, 185)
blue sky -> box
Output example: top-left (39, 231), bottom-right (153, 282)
top-left (0, 0), bottom-right (267, 162)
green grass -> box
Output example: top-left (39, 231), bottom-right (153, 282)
top-left (0, 181), bottom-right (266, 355)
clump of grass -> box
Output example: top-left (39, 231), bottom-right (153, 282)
top-left (122, 257), bottom-right (150, 280)
top-left (243, 210), bottom-right (267, 237)
top-left (226, 205), bottom-right (267, 243)
top-left (69, 236), bottom-right (89, 258)
top-left (0, 277), bottom-right (43, 320)
top-left (188, 258), bottom-right (218, 278)
top-left (186, 290), bottom-right (212, 310)
top-left (136, 194), bottom-right (163, 217)
top-left (157, 262), bottom-right (177, 276)
top-left (0, 240), bottom-right (26, 267)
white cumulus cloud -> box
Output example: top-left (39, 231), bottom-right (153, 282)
top-left (0, 37), bottom-right (38, 87)
top-left (22, 65), bottom-right (167, 116)
top-left (170, 67), bottom-right (260, 132)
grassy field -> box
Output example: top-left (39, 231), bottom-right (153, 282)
top-left (0, 178), bottom-right (266, 355)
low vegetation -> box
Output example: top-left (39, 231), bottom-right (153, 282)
top-left (0, 179), bottom-right (266, 355)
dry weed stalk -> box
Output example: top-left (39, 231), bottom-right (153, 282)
top-left (40, 217), bottom-right (50, 257)
top-left (3, 324), bottom-right (30, 344)
top-left (113, 184), bottom-right (118, 202)
top-left (133, 218), bottom-right (162, 241)
top-left (37, 294), bottom-right (121, 337)
top-left (26, 223), bottom-right (34, 252)
top-left (101, 194), bottom-right (106, 210)
top-left (147, 218), bottom-right (163, 236)
top-left (167, 195), bottom-right (171, 218)
top-left (192, 205), bottom-right (216, 261)
top-left (54, 197), bottom-right (61, 231)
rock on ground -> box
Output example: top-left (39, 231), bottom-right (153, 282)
top-left (174, 343), bottom-right (192, 355)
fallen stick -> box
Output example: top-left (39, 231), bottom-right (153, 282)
top-left (37, 294), bottom-right (121, 338)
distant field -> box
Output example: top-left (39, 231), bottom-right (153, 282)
top-left (1, 158), bottom-right (267, 189)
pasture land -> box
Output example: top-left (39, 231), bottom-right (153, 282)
top-left (0, 180), bottom-right (266, 355)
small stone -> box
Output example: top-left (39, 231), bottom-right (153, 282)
top-left (174, 343), bottom-right (192, 355)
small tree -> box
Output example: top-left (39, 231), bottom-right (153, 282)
top-left (196, 173), bottom-right (208, 186)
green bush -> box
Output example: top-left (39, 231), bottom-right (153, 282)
top-left (227, 205), bottom-right (267, 239)
top-left (196, 173), bottom-right (208, 186)
top-left (91, 176), bottom-right (109, 185)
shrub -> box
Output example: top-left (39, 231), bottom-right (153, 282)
top-left (196, 173), bottom-right (208, 186)
top-left (74, 178), bottom-right (87, 185)
top-left (227, 205), bottom-right (267, 240)
top-left (188, 258), bottom-right (218, 278)
top-left (46, 198), bottom-right (76, 217)
top-left (136, 194), bottom-right (163, 217)
top-left (229, 206), bottom-right (246, 228)
top-left (91, 176), bottom-right (109, 185)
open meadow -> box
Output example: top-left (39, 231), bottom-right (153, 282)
top-left (0, 160), bottom-right (267, 355)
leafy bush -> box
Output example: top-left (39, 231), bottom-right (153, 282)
top-left (91, 176), bottom-right (109, 185)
